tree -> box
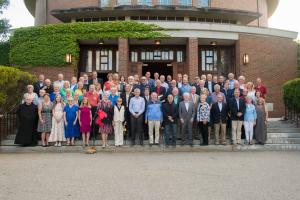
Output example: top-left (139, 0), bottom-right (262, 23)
top-left (0, 0), bottom-right (10, 41)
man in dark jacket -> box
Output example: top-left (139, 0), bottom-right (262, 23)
top-left (34, 74), bottom-right (45, 96)
top-left (88, 71), bottom-right (103, 87)
top-left (211, 94), bottom-right (228, 145)
top-left (229, 89), bottom-right (246, 145)
top-left (162, 94), bottom-right (179, 147)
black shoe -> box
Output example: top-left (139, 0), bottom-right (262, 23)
top-left (200, 143), bottom-right (208, 146)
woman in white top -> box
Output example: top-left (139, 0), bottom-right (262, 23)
top-left (113, 97), bottom-right (125, 146)
top-left (23, 85), bottom-right (39, 105)
top-left (247, 82), bottom-right (257, 104)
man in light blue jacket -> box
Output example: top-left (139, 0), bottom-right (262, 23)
top-left (145, 92), bottom-right (163, 146)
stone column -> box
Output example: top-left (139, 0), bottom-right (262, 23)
top-left (118, 38), bottom-right (129, 77)
top-left (186, 37), bottom-right (199, 78)
top-left (35, 0), bottom-right (47, 25)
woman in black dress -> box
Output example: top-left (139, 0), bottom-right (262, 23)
top-left (14, 94), bottom-right (38, 146)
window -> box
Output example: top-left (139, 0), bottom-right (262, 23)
top-left (157, 0), bottom-right (172, 5)
top-left (95, 50), bottom-right (113, 71)
top-left (198, 0), bottom-right (209, 7)
top-left (201, 50), bottom-right (217, 71)
top-left (100, 0), bottom-right (110, 7)
top-left (140, 50), bottom-right (174, 61)
top-left (86, 50), bottom-right (93, 72)
top-left (137, 0), bottom-right (152, 6)
top-left (117, 0), bottom-right (131, 5)
top-left (178, 0), bottom-right (192, 6)
top-left (177, 51), bottom-right (183, 62)
top-left (131, 51), bottom-right (138, 62)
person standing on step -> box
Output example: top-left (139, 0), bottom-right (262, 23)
top-left (197, 94), bottom-right (210, 146)
top-left (79, 97), bottom-right (92, 147)
top-left (113, 98), bottom-right (126, 147)
top-left (49, 95), bottom-right (66, 147)
top-left (210, 94), bottom-right (228, 145)
top-left (254, 97), bottom-right (268, 145)
top-left (179, 92), bottom-right (195, 147)
top-left (37, 93), bottom-right (53, 147)
top-left (243, 96), bottom-right (257, 145)
top-left (145, 92), bottom-right (163, 146)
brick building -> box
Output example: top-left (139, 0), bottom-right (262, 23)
top-left (24, 0), bottom-right (298, 117)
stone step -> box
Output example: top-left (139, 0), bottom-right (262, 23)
top-left (267, 120), bottom-right (298, 128)
top-left (266, 138), bottom-right (300, 144)
top-left (267, 128), bottom-right (300, 133)
top-left (267, 133), bottom-right (300, 138)
top-left (1, 143), bottom-right (300, 153)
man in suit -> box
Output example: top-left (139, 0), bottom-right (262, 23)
top-left (54, 73), bottom-right (65, 89)
top-left (179, 92), bottom-right (195, 146)
top-left (34, 74), bottom-right (45, 96)
top-left (154, 80), bottom-right (167, 102)
top-left (204, 74), bottom-right (216, 94)
top-left (190, 86), bottom-right (200, 139)
top-left (133, 76), bottom-right (151, 97)
top-left (120, 84), bottom-right (133, 132)
top-left (228, 80), bottom-right (243, 99)
top-left (229, 89), bottom-right (246, 145)
top-left (211, 94), bottom-right (228, 145)
top-left (167, 80), bottom-right (177, 95)
top-left (88, 71), bottom-right (103, 88)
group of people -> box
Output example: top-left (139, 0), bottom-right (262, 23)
top-left (15, 71), bottom-right (269, 148)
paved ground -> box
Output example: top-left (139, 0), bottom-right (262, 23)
top-left (0, 152), bottom-right (300, 200)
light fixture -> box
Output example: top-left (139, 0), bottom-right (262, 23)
top-left (243, 53), bottom-right (250, 64)
top-left (155, 39), bottom-right (161, 45)
top-left (210, 41), bottom-right (217, 46)
top-left (98, 39), bottom-right (104, 45)
top-left (65, 54), bottom-right (72, 64)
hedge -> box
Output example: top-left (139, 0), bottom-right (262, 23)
top-left (0, 41), bottom-right (10, 65)
top-left (297, 42), bottom-right (300, 76)
top-left (10, 21), bottom-right (168, 67)
top-left (283, 78), bottom-right (300, 113)
top-left (0, 66), bottom-right (36, 114)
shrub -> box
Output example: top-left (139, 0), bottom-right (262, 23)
top-left (0, 66), bottom-right (36, 114)
top-left (10, 21), bottom-right (168, 67)
top-left (0, 41), bottom-right (10, 65)
top-left (283, 78), bottom-right (300, 113)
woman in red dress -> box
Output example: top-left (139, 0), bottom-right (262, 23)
top-left (79, 97), bottom-right (92, 146)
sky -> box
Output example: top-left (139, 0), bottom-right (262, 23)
top-left (1, 0), bottom-right (300, 40)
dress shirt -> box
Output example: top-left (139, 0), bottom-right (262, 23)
top-left (235, 98), bottom-right (240, 110)
top-left (218, 102), bottom-right (223, 111)
top-left (184, 101), bottom-right (189, 111)
top-left (129, 96), bottom-right (145, 116)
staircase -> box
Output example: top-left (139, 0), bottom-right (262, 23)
top-left (1, 120), bottom-right (300, 152)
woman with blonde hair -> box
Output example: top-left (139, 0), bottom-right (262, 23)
top-left (23, 85), bottom-right (39, 105)
top-left (79, 97), bottom-right (92, 146)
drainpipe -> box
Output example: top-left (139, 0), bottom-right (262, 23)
top-left (257, 0), bottom-right (260, 27)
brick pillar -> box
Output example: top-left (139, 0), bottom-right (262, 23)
top-left (192, 0), bottom-right (198, 7)
top-left (118, 38), bottom-right (129, 77)
top-left (186, 37), bottom-right (199, 78)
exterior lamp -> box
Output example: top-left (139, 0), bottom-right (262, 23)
top-left (65, 54), bottom-right (72, 64)
top-left (155, 39), bottom-right (161, 45)
top-left (98, 39), bottom-right (104, 45)
top-left (210, 41), bottom-right (217, 46)
top-left (243, 54), bottom-right (250, 64)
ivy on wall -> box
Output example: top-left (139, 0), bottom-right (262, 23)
top-left (10, 21), bottom-right (168, 67)
top-left (283, 78), bottom-right (300, 113)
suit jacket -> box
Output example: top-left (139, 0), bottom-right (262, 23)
top-left (210, 102), bottom-right (228, 124)
top-left (120, 92), bottom-right (133, 109)
top-left (162, 102), bottom-right (179, 124)
top-left (228, 88), bottom-right (243, 99)
top-left (229, 97), bottom-right (246, 121)
top-left (204, 81), bottom-right (216, 94)
top-left (88, 78), bottom-right (103, 87)
top-left (33, 81), bottom-right (45, 95)
top-left (179, 101), bottom-right (195, 122)
top-left (153, 86), bottom-right (167, 101)
top-left (190, 94), bottom-right (200, 110)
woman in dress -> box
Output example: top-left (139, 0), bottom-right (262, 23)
top-left (23, 85), bottom-right (39, 105)
top-left (37, 94), bottom-right (53, 147)
top-left (15, 94), bottom-right (38, 146)
top-left (244, 96), bottom-right (257, 145)
top-left (113, 98), bottom-right (125, 147)
top-left (60, 81), bottom-right (74, 101)
top-left (118, 75), bottom-right (126, 93)
top-left (64, 97), bottom-right (80, 146)
top-left (97, 91), bottom-right (114, 148)
top-left (197, 94), bottom-right (210, 146)
top-left (79, 97), bottom-right (92, 146)
top-left (49, 94), bottom-right (66, 147)
top-left (50, 84), bottom-right (60, 102)
top-left (63, 89), bottom-right (73, 104)
top-left (255, 97), bottom-right (268, 145)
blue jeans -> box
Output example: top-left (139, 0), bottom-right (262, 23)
top-left (164, 123), bottom-right (177, 146)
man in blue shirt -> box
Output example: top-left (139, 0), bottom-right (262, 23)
top-left (129, 88), bottom-right (146, 146)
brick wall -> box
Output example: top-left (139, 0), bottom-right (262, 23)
top-left (236, 34), bottom-right (298, 117)
top-left (24, 66), bottom-right (76, 83)
top-left (186, 38), bottom-right (199, 78)
top-left (118, 38), bottom-right (129, 77)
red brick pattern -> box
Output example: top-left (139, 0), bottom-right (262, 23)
top-left (24, 66), bottom-right (76, 83)
top-left (118, 38), bottom-right (129, 77)
top-left (186, 38), bottom-right (199, 78)
top-left (236, 34), bottom-right (298, 117)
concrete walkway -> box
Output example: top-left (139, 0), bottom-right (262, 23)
top-left (0, 152), bottom-right (300, 200)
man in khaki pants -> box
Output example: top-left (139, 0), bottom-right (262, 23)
top-left (210, 94), bottom-right (228, 145)
top-left (145, 92), bottom-right (163, 146)
top-left (229, 89), bottom-right (246, 145)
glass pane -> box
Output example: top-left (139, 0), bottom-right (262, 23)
top-left (198, 0), bottom-right (209, 7)
top-left (96, 50), bottom-right (100, 71)
top-left (117, 0), bottom-right (131, 5)
top-left (116, 51), bottom-right (119, 72)
top-left (157, 0), bottom-right (172, 5)
top-left (137, 0), bottom-right (152, 6)
top-left (101, 57), bottom-right (108, 63)
top-left (169, 51), bottom-right (174, 60)
top-left (213, 50), bottom-right (218, 71)
top-left (87, 50), bottom-right (93, 72)
top-left (108, 50), bottom-right (113, 70)
top-left (178, 0), bottom-right (192, 6)
top-left (201, 51), bottom-right (205, 71)
top-left (141, 52), bottom-right (145, 60)
top-left (206, 57), bottom-right (213, 64)
top-left (100, 0), bottom-right (110, 7)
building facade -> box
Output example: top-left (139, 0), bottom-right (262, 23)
top-left (24, 0), bottom-right (298, 117)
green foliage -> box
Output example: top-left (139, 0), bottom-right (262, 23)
top-left (0, 0), bottom-right (10, 41)
top-left (297, 42), bottom-right (300, 77)
top-left (0, 66), bottom-right (36, 114)
top-left (283, 78), bottom-right (300, 113)
top-left (10, 21), bottom-right (168, 67)
top-left (0, 41), bottom-right (10, 65)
